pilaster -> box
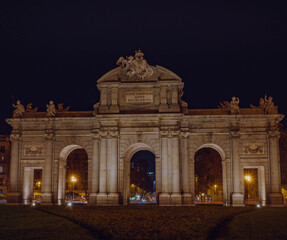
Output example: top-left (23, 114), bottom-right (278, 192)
top-left (230, 124), bottom-right (244, 206)
top-left (267, 130), bottom-right (283, 206)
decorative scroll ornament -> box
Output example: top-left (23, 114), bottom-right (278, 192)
top-left (243, 143), bottom-right (264, 154)
top-left (160, 130), bottom-right (180, 138)
top-left (268, 130), bottom-right (280, 138)
top-left (116, 49), bottom-right (154, 80)
top-left (24, 145), bottom-right (44, 156)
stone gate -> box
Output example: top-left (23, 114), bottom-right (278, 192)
top-left (7, 50), bottom-right (284, 206)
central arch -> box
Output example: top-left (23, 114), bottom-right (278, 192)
top-left (123, 143), bottom-right (156, 205)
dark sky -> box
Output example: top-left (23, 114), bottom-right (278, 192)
top-left (1, 1), bottom-right (287, 133)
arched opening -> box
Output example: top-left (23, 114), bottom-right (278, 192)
top-left (244, 168), bottom-right (259, 205)
top-left (194, 147), bottom-right (223, 204)
top-left (65, 149), bottom-right (88, 204)
top-left (129, 150), bottom-right (156, 204)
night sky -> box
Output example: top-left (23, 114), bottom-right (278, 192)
top-left (1, 1), bottom-right (287, 133)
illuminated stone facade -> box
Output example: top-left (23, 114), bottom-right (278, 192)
top-left (6, 52), bottom-right (284, 206)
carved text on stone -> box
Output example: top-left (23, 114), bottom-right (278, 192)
top-left (126, 91), bottom-right (153, 103)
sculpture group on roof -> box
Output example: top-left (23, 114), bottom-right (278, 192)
top-left (12, 100), bottom-right (70, 118)
top-left (218, 95), bottom-right (278, 114)
top-left (116, 49), bottom-right (154, 80)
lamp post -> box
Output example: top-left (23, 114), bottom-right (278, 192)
top-left (71, 176), bottom-right (77, 200)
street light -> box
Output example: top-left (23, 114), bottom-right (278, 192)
top-left (71, 176), bottom-right (77, 200)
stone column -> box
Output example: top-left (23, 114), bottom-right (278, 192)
top-left (7, 133), bottom-right (21, 203)
top-left (42, 133), bottom-right (54, 204)
top-left (268, 130), bottom-right (283, 205)
top-left (98, 138), bottom-right (107, 195)
top-left (159, 132), bottom-right (169, 205)
top-left (171, 135), bottom-right (181, 204)
top-left (231, 130), bottom-right (244, 206)
top-left (89, 134), bottom-right (100, 204)
top-left (180, 132), bottom-right (193, 205)
top-left (23, 167), bottom-right (32, 205)
top-left (107, 134), bottom-right (119, 204)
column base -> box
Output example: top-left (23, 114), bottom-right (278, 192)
top-left (41, 193), bottom-right (53, 204)
top-left (96, 193), bottom-right (120, 205)
top-left (88, 193), bottom-right (97, 205)
top-left (182, 193), bottom-right (195, 206)
top-left (159, 193), bottom-right (183, 206)
top-left (7, 192), bottom-right (21, 204)
top-left (268, 193), bottom-right (283, 206)
top-left (232, 192), bottom-right (244, 206)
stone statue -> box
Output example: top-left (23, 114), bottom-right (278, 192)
top-left (264, 95), bottom-right (278, 114)
top-left (229, 96), bottom-right (240, 114)
top-left (116, 49), bottom-right (154, 80)
top-left (46, 100), bottom-right (56, 117)
top-left (250, 94), bottom-right (278, 114)
top-left (218, 97), bottom-right (240, 114)
top-left (12, 100), bottom-right (25, 117)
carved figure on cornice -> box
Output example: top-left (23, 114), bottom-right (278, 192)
top-left (26, 103), bottom-right (38, 113)
top-left (229, 97), bottom-right (240, 114)
top-left (250, 95), bottom-right (278, 114)
top-left (264, 95), bottom-right (278, 114)
top-left (218, 97), bottom-right (240, 114)
top-left (12, 100), bottom-right (25, 117)
top-left (116, 49), bottom-right (153, 80)
top-left (46, 100), bottom-right (56, 117)
top-left (58, 103), bottom-right (70, 112)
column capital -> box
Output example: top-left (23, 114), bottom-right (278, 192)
top-left (268, 130), bottom-right (280, 139)
top-left (230, 130), bottom-right (240, 138)
top-left (99, 127), bottom-right (119, 139)
top-left (160, 130), bottom-right (180, 138)
top-left (10, 133), bottom-right (21, 141)
top-left (44, 133), bottom-right (55, 141)
top-left (180, 132), bottom-right (190, 139)
top-left (91, 133), bottom-right (100, 140)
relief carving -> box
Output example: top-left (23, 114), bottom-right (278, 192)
top-left (243, 143), bottom-right (264, 154)
top-left (116, 49), bottom-right (154, 80)
top-left (24, 145), bottom-right (44, 156)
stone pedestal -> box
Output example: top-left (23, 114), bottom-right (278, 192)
top-left (96, 193), bottom-right (120, 205)
top-left (182, 193), bottom-right (194, 206)
top-left (170, 193), bottom-right (182, 205)
top-left (7, 192), bottom-right (21, 204)
top-left (88, 193), bottom-right (97, 205)
top-left (41, 193), bottom-right (53, 204)
top-left (159, 193), bottom-right (170, 206)
top-left (268, 193), bottom-right (283, 206)
top-left (232, 193), bottom-right (244, 206)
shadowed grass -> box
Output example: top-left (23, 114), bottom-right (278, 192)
top-left (0, 206), bottom-right (97, 240)
top-left (38, 205), bottom-right (252, 240)
top-left (214, 207), bottom-right (287, 240)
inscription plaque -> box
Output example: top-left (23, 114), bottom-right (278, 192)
top-left (126, 90), bottom-right (153, 103)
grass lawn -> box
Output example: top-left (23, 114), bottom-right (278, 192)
top-left (0, 206), bottom-right (97, 240)
top-left (38, 205), bottom-right (252, 240)
top-left (214, 207), bottom-right (287, 240)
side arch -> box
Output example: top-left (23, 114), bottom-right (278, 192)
top-left (57, 144), bottom-right (87, 204)
top-left (193, 143), bottom-right (228, 205)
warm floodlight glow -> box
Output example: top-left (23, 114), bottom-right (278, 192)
top-left (245, 175), bottom-right (252, 182)
top-left (71, 176), bottom-right (77, 182)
